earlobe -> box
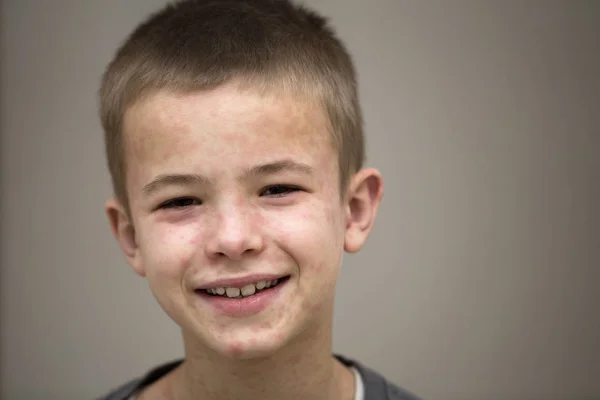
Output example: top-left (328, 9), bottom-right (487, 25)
top-left (343, 168), bottom-right (384, 254)
top-left (105, 198), bottom-right (146, 277)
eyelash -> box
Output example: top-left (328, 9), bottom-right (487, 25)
top-left (260, 184), bottom-right (301, 197)
top-left (158, 197), bottom-right (201, 210)
top-left (157, 185), bottom-right (302, 210)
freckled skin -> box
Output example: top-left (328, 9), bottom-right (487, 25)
top-left (122, 83), bottom-right (348, 360)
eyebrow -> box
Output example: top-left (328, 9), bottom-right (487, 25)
top-left (141, 159), bottom-right (313, 197)
top-left (242, 159), bottom-right (313, 179)
top-left (142, 173), bottom-right (210, 197)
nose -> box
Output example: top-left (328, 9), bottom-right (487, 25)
top-left (204, 202), bottom-right (265, 261)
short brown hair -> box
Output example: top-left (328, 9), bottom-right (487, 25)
top-left (99, 0), bottom-right (364, 208)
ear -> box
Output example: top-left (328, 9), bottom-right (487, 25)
top-left (343, 168), bottom-right (384, 253)
top-left (105, 198), bottom-right (145, 277)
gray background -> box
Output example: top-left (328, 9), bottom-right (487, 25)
top-left (1, 1), bottom-right (599, 399)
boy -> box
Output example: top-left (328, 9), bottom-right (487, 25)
top-left (98, 0), bottom-right (420, 399)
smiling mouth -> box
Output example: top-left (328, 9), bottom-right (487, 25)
top-left (195, 276), bottom-right (290, 299)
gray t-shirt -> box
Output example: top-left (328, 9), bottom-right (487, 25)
top-left (98, 354), bottom-right (421, 400)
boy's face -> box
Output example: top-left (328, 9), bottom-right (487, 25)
top-left (107, 83), bottom-right (382, 359)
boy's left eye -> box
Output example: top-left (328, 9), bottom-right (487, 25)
top-left (260, 185), bottom-right (301, 197)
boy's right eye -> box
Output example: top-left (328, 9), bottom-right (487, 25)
top-left (157, 197), bottom-right (202, 210)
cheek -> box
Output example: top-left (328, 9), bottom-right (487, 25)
top-left (139, 220), bottom-right (203, 278)
top-left (278, 204), bottom-right (343, 264)
top-left (268, 201), bottom-right (344, 294)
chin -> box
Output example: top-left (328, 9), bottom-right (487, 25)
top-left (206, 324), bottom-right (291, 360)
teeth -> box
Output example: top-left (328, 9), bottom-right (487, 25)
top-left (205, 278), bottom-right (284, 298)
top-left (241, 284), bottom-right (256, 296)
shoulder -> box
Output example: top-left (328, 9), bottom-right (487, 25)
top-left (95, 379), bottom-right (141, 400)
top-left (95, 359), bottom-right (184, 400)
top-left (335, 354), bottom-right (422, 400)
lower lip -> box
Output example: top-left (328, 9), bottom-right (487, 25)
top-left (195, 278), bottom-right (289, 317)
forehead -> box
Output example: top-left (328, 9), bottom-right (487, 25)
top-left (122, 84), bottom-right (337, 188)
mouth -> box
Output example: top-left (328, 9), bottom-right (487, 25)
top-left (196, 276), bottom-right (290, 299)
top-left (194, 276), bottom-right (291, 317)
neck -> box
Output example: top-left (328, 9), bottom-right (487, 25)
top-left (173, 319), bottom-right (354, 400)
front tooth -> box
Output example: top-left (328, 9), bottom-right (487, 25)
top-left (256, 281), bottom-right (266, 290)
top-left (241, 284), bottom-right (256, 296)
top-left (265, 280), bottom-right (272, 288)
top-left (216, 287), bottom-right (225, 295)
top-left (226, 287), bottom-right (240, 298)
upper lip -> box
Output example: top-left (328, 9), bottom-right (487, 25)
top-left (195, 274), bottom-right (288, 290)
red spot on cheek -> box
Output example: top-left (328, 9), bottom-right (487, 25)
top-left (187, 232), bottom-right (200, 245)
top-left (179, 255), bottom-right (188, 267)
top-left (274, 331), bottom-right (285, 343)
top-left (313, 260), bottom-right (325, 273)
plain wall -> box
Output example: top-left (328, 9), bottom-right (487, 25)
top-left (1, 1), bottom-right (599, 399)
